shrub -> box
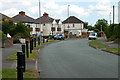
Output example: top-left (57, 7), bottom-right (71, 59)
top-left (48, 35), bottom-right (54, 39)
top-left (0, 30), bottom-right (7, 40)
top-left (13, 33), bottom-right (25, 43)
top-left (43, 36), bottom-right (49, 39)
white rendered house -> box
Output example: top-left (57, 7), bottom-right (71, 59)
top-left (62, 16), bottom-right (87, 36)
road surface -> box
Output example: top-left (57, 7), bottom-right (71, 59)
top-left (38, 39), bottom-right (118, 78)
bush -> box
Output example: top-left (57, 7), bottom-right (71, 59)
top-left (14, 23), bottom-right (30, 38)
top-left (48, 35), bottom-right (54, 39)
top-left (13, 33), bottom-right (25, 43)
top-left (43, 36), bottom-right (49, 39)
top-left (0, 30), bottom-right (7, 40)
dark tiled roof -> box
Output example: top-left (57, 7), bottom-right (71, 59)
top-left (12, 14), bottom-right (35, 23)
top-left (0, 13), bottom-right (10, 19)
top-left (35, 16), bottom-right (54, 24)
top-left (62, 16), bottom-right (84, 24)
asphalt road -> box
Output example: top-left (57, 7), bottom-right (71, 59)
top-left (38, 39), bottom-right (118, 78)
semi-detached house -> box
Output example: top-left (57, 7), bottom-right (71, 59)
top-left (62, 16), bottom-right (88, 36)
top-left (12, 11), bottom-right (38, 35)
top-left (35, 12), bottom-right (63, 36)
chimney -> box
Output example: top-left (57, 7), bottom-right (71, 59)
top-left (19, 11), bottom-right (25, 15)
top-left (43, 12), bottom-right (48, 17)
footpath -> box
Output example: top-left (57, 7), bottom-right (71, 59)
top-left (2, 44), bottom-right (36, 69)
top-left (89, 38), bottom-right (119, 55)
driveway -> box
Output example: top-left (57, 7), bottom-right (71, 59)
top-left (38, 39), bottom-right (118, 78)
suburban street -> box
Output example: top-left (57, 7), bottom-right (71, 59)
top-left (38, 39), bottom-right (118, 78)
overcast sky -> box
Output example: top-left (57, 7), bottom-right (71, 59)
top-left (0, 0), bottom-right (119, 25)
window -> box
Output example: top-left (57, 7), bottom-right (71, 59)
top-left (73, 24), bottom-right (75, 27)
top-left (43, 24), bottom-right (45, 26)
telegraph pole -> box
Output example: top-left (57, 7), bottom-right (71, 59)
top-left (68, 5), bottom-right (70, 38)
top-left (39, 0), bottom-right (42, 41)
top-left (39, 0), bottom-right (41, 17)
top-left (109, 12), bottom-right (111, 25)
top-left (113, 5), bottom-right (115, 25)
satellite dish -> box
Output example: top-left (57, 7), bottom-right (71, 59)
top-left (7, 33), bottom-right (11, 38)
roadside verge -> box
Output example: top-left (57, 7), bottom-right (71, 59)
top-left (88, 39), bottom-right (119, 55)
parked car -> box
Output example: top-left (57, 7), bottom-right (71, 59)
top-left (88, 33), bottom-right (97, 40)
top-left (54, 34), bottom-right (65, 40)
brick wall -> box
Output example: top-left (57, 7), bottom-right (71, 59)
top-left (2, 38), bottom-right (13, 48)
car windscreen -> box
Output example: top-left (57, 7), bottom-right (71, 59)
top-left (90, 34), bottom-right (95, 36)
top-left (59, 34), bottom-right (62, 36)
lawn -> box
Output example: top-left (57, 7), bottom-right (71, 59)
top-left (105, 48), bottom-right (120, 54)
top-left (6, 50), bottom-right (38, 61)
top-left (2, 69), bottom-right (39, 80)
top-left (88, 40), bottom-right (109, 48)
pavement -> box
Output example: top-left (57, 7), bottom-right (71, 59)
top-left (97, 39), bottom-right (118, 48)
top-left (38, 39), bottom-right (118, 78)
top-left (2, 44), bottom-right (36, 69)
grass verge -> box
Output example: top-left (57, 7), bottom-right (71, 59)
top-left (6, 40), bottom-right (59, 61)
top-left (2, 69), bottom-right (39, 79)
top-left (88, 40), bottom-right (109, 48)
top-left (6, 50), bottom-right (38, 61)
top-left (105, 48), bottom-right (120, 54)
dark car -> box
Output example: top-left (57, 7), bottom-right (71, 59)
top-left (54, 34), bottom-right (65, 40)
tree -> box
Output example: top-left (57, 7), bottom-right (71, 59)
top-left (2, 19), bottom-right (15, 35)
top-left (84, 22), bottom-right (88, 29)
top-left (14, 23), bottom-right (30, 38)
top-left (95, 19), bottom-right (108, 31)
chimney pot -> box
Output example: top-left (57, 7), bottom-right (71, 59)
top-left (43, 12), bottom-right (48, 17)
top-left (19, 11), bottom-right (25, 15)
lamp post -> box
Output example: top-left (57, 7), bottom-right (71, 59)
top-left (68, 5), bottom-right (70, 38)
top-left (109, 12), bottom-right (111, 25)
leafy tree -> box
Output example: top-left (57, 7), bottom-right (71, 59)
top-left (95, 19), bottom-right (108, 31)
top-left (114, 24), bottom-right (120, 39)
top-left (84, 22), bottom-right (88, 29)
top-left (2, 19), bottom-right (15, 36)
top-left (14, 23), bottom-right (30, 38)
top-left (2, 19), bottom-right (10, 35)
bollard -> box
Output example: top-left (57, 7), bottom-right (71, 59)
top-left (46, 38), bottom-right (48, 42)
top-left (38, 37), bottom-right (40, 45)
top-left (26, 41), bottom-right (29, 58)
top-left (22, 45), bottom-right (26, 72)
top-left (43, 38), bottom-right (45, 43)
top-left (17, 51), bottom-right (24, 80)
top-left (30, 40), bottom-right (32, 54)
top-left (34, 38), bottom-right (36, 47)
top-left (32, 39), bottom-right (33, 50)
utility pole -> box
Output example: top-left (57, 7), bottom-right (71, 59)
top-left (113, 5), bottom-right (115, 25)
top-left (39, 0), bottom-right (42, 41)
top-left (39, 0), bottom-right (41, 17)
top-left (109, 12), bottom-right (111, 25)
top-left (68, 5), bottom-right (70, 38)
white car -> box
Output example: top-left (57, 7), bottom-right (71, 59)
top-left (89, 33), bottom-right (97, 40)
